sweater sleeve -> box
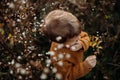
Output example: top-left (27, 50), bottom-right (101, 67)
top-left (72, 31), bottom-right (91, 79)
top-left (49, 42), bottom-right (56, 51)
top-left (73, 61), bottom-right (92, 79)
top-left (79, 31), bottom-right (90, 51)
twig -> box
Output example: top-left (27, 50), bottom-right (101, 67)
top-left (107, 63), bottom-right (120, 67)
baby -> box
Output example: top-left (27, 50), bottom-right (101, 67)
top-left (42, 10), bottom-right (96, 80)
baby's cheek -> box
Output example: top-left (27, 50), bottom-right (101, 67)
top-left (65, 40), bottom-right (77, 47)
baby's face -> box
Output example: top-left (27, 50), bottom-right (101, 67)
top-left (64, 35), bottom-right (79, 46)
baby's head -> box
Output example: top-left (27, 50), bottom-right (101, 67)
top-left (43, 10), bottom-right (82, 43)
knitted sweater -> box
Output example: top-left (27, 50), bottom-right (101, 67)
top-left (50, 31), bottom-right (91, 80)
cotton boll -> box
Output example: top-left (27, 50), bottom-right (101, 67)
top-left (52, 67), bottom-right (57, 73)
top-left (57, 44), bottom-right (64, 49)
top-left (45, 59), bottom-right (51, 64)
top-left (41, 20), bottom-right (44, 23)
top-left (18, 76), bottom-right (22, 79)
top-left (70, 46), bottom-right (77, 51)
top-left (65, 53), bottom-right (71, 59)
top-left (10, 70), bottom-right (13, 74)
top-left (55, 73), bottom-right (62, 80)
top-left (46, 51), bottom-right (55, 56)
top-left (56, 36), bottom-right (62, 42)
top-left (17, 56), bottom-right (22, 60)
top-left (14, 0), bottom-right (17, 2)
top-left (54, 48), bottom-right (58, 51)
top-left (46, 64), bottom-right (50, 67)
top-left (43, 68), bottom-right (50, 73)
top-left (15, 63), bottom-right (21, 68)
top-left (65, 44), bottom-right (70, 48)
top-left (19, 68), bottom-right (26, 75)
top-left (8, 3), bottom-right (15, 8)
top-left (40, 73), bottom-right (47, 79)
top-left (58, 53), bottom-right (64, 59)
top-left (57, 61), bottom-right (63, 66)
top-left (22, 0), bottom-right (26, 4)
top-left (52, 57), bottom-right (57, 61)
top-left (7, 62), bottom-right (10, 65)
top-left (38, 54), bottom-right (43, 56)
top-left (26, 67), bottom-right (29, 70)
top-left (11, 59), bottom-right (15, 65)
top-left (42, 8), bottom-right (45, 11)
top-left (17, 19), bottom-right (21, 22)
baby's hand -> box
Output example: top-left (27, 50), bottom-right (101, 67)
top-left (70, 41), bottom-right (82, 51)
top-left (85, 55), bottom-right (97, 68)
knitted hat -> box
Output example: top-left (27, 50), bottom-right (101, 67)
top-left (43, 10), bottom-right (81, 43)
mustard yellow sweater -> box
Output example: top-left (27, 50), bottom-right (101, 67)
top-left (50, 31), bottom-right (91, 80)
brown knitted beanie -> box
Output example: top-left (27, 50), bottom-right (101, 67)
top-left (43, 10), bottom-right (81, 43)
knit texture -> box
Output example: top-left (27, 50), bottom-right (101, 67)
top-left (50, 31), bottom-right (91, 80)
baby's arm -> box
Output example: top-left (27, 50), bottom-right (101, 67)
top-left (79, 31), bottom-right (97, 68)
top-left (70, 31), bottom-right (90, 51)
top-left (73, 55), bottom-right (96, 79)
top-left (72, 31), bottom-right (96, 79)
top-left (79, 31), bottom-right (90, 51)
